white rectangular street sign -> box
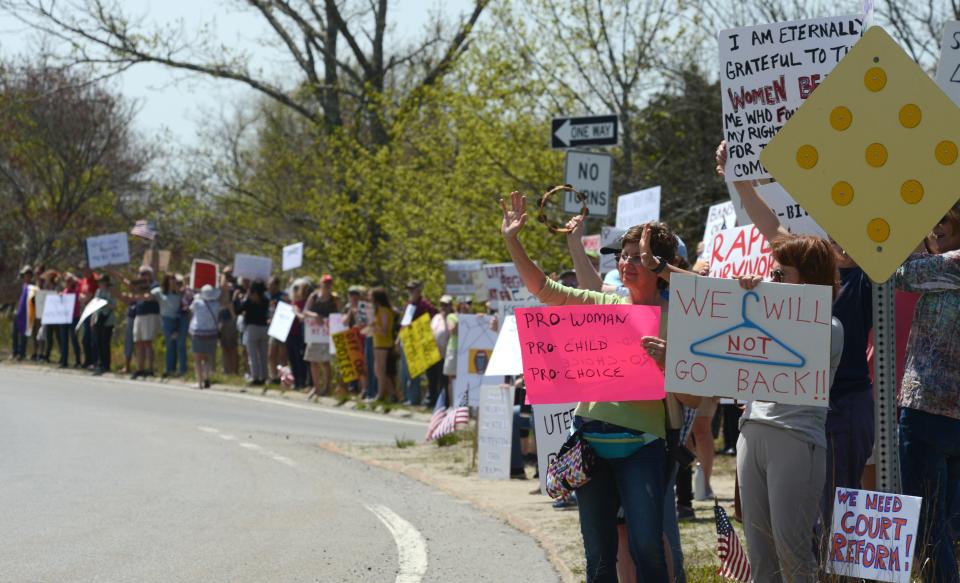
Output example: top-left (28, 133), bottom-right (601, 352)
top-left (563, 150), bottom-right (612, 217)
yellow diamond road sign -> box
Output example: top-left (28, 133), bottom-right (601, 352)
top-left (760, 27), bottom-right (960, 283)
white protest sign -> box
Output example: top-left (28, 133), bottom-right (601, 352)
top-left (755, 182), bottom-right (828, 238)
top-left (581, 234), bottom-right (601, 254)
top-left (665, 274), bottom-right (833, 406)
top-left (599, 226), bottom-right (626, 274)
top-left (699, 201), bottom-right (738, 261)
top-left (496, 297), bottom-right (544, 324)
top-left (399, 304), bottom-right (416, 327)
top-left (85, 232), bottom-right (130, 269)
top-left (233, 253), bottom-right (273, 282)
top-left (935, 22), bottom-right (960, 107)
top-left (304, 317), bottom-right (330, 344)
top-left (707, 224), bottom-right (773, 279)
top-left (486, 315), bottom-right (522, 376)
top-left (444, 260), bottom-right (484, 296)
top-left (282, 242), bottom-right (304, 271)
top-left (42, 294), bottom-right (76, 325)
top-left (726, 182), bottom-right (752, 225)
top-left (267, 301), bottom-right (296, 342)
top-left (454, 314), bottom-right (499, 407)
top-left (76, 298), bottom-right (108, 332)
top-left (720, 15), bottom-right (862, 180)
top-left (328, 313), bottom-right (348, 355)
top-left (827, 488), bottom-right (922, 582)
top-left (563, 150), bottom-right (612, 217)
top-left (532, 402), bottom-right (578, 495)
top-left (34, 290), bottom-right (53, 319)
top-left (477, 384), bottom-right (515, 480)
top-left (615, 186), bottom-right (661, 229)
top-left (483, 262), bottom-right (529, 304)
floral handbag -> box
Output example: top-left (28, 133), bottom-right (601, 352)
top-left (545, 431), bottom-right (597, 501)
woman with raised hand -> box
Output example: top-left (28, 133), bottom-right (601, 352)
top-left (716, 140), bottom-right (874, 524)
top-left (500, 191), bottom-right (672, 582)
top-left (894, 202), bottom-right (960, 583)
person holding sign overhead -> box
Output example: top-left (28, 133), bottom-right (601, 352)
top-left (500, 191), bottom-right (676, 582)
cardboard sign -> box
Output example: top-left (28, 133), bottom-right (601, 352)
top-left (720, 15), bottom-right (862, 180)
top-left (328, 313), bottom-right (348, 355)
top-left (282, 242), bottom-right (304, 271)
top-left (935, 21), bottom-right (960, 107)
top-left (444, 260), bottom-right (484, 297)
top-left (599, 226), bottom-right (626, 274)
top-left (142, 249), bottom-right (171, 272)
top-left (760, 27), bottom-right (960, 283)
top-left (399, 314), bottom-right (443, 379)
top-left (304, 317), bottom-right (330, 344)
top-left (477, 384), bottom-right (515, 480)
top-left (827, 488), bottom-right (922, 582)
top-left (76, 298), bottom-right (108, 331)
top-left (233, 253), bottom-right (272, 282)
top-left (533, 402), bottom-right (578, 494)
top-left (332, 327), bottom-right (365, 383)
top-left (615, 186), bottom-right (661, 229)
top-left (42, 294), bottom-right (76, 325)
top-left (267, 301), bottom-right (296, 342)
top-left (665, 274), bottom-right (833, 406)
top-left (483, 262), bottom-right (531, 304)
top-left (516, 305), bottom-right (664, 404)
top-left (399, 304), bottom-right (416, 327)
top-left (699, 201), bottom-right (738, 261)
top-left (755, 182), bottom-right (827, 238)
top-left (85, 232), bottom-right (130, 269)
top-left (190, 259), bottom-right (219, 290)
top-left (486, 315), bottom-right (523, 376)
top-left (454, 314), bottom-right (499, 407)
top-left (707, 224), bottom-right (773, 279)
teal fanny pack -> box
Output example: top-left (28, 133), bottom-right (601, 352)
top-left (582, 431), bottom-right (656, 459)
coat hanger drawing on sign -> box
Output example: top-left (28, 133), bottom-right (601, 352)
top-left (689, 291), bottom-right (806, 368)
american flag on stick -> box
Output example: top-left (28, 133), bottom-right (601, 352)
top-left (425, 390), bottom-right (470, 441)
top-left (715, 500), bottom-right (751, 582)
top-left (130, 219), bottom-right (157, 241)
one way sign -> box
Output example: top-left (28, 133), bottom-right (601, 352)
top-left (551, 115), bottom-right (619, 149)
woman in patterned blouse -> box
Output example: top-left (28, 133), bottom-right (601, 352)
top-left (895, 201), bottom-right (960, 583)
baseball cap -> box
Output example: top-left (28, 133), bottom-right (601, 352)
top-left (405, 280), bottom-right (422, 289)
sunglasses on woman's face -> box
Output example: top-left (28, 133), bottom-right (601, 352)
top-left (770, 269), bottom-right (785, 283)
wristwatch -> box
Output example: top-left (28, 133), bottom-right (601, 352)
top-left (650, 255), bottom-right (667, 274)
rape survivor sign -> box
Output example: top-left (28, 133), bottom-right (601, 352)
top-left (665, 274), bottom-right (833, 406)
top-left (515, 305), bottom-right (663, 404)
top-left (827, 488), bottom-right (922, 583)
top-left (707, 224), bottom-right (772, 279)
top-left (720, 15), bottom-right (862, 180)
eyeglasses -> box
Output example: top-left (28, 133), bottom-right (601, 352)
top-left (615, 253), bottom-right (644, 265)
top-left (770, 269), bottom-right (785, 283)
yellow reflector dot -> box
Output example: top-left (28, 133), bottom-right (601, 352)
top-left (796, 145), bottom-right (819, 169)
top-left (831, 181), bottom-right (854, 206)
top-left (864, 67), bottom-right (887, 92)
top-left (899, 104), bottom-right (921, 128)
top-left (865, 143), bottom-right (888, 167)
top-left (830, 106), bottom-right (853, 131)
top-left (900, 180), bottom-right (924, 204)
top-left (935, 140), bottom-right (958, 165)
top-left (867, 218), bottom-right (891, 242)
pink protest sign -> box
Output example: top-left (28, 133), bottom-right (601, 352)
top-left (515, 305), bottom-right (664, 404)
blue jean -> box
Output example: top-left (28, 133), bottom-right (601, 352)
top-left (399, 343), bottom-right (422, 404)
top-left (899, 408), bottom-right (960, 583)
top-left (822, 390), bottom-right (875, 521)
top-left (574, 419), bottom-right (667, 583)
top-left (364, 335), bottom-right (378, 398)
top-left (162, 315), bottom-right (188, 375)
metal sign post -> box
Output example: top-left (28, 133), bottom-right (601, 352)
top-left (872, 280), bottom-right (900, 493)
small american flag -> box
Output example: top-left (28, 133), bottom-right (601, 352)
top-left (715, 501), bottom-right (751, 582)
top-left (425, 391), bottom-right (470, 441)
top-left (130, 219), bottom-right (156, 241)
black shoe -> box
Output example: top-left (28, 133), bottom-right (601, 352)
top-left (204, 379), bottom-right (211, 389)
top-left (131, 370), bottom-right (142, 379)
top-left (677, 505), bottom-right (695, 521)
top-left (92, 370), bottom-right (104, 376)
top-left (58, 363), bottom-right (68, 369)
top-left (144, 369), bottom-right (154, 377)
top-left (510, 470), bottom-right (528, 480)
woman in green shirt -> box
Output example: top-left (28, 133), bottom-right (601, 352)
top-left (500, 191), bottom-right (676, 582)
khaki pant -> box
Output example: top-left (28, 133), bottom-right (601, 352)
top-left (736, 423), bottom-right (825, 583)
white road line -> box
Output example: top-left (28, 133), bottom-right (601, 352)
top-left (238, 442), bottom-right (262, 451)
top-left (270, 454), bottom-right (297, 467)
top-left (218, 434), bottom-right (236, 441)
top-left (365, 504), bottom-right (428, 583)
top-left (198, 426), bottom-right (219, 434)
top-left (199, 427), bottom-right (297, 469)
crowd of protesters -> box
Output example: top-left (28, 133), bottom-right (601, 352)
top-left (5, 139), bottom-right (959, 581)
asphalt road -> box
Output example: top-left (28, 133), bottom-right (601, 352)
top-left (0, 366), bottom-right (559, 583)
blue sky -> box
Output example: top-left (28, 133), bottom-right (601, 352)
top-left (0, 0), bottom-right (478, 148)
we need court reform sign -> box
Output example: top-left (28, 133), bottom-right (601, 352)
top-left (720, 15), bottom-right (862, 180)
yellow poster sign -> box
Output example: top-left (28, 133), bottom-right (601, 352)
top-left (332, 327), bottom-right (365, 384)
top-left (399, 314), bottom-right (442, 379)
top-left (761, 27), bottom-right (960, 283)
